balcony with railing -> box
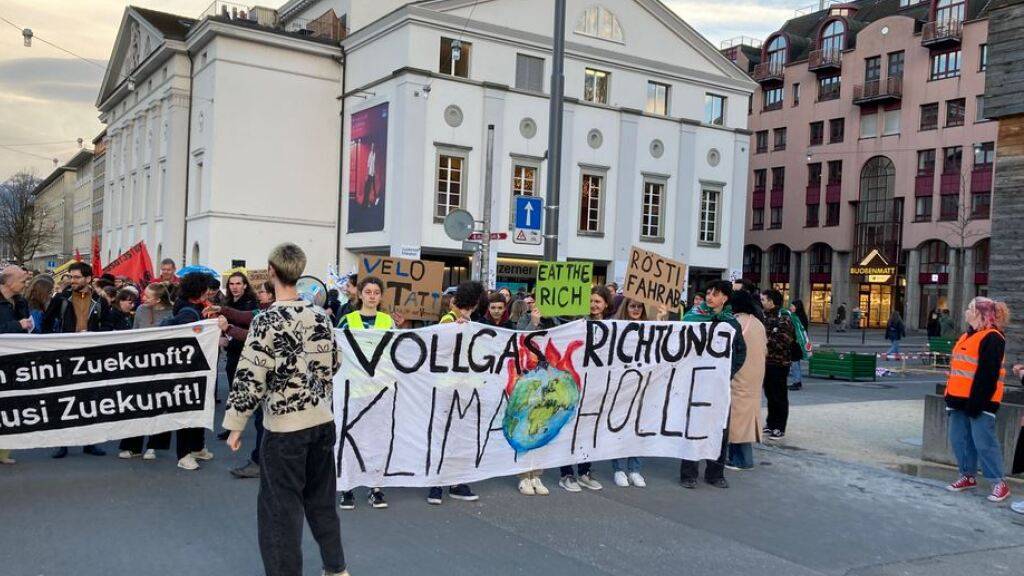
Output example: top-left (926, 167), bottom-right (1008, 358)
top-left (808, 49), bottom-right (842, 73)
top-left (922, 20), bottom-right (963, 47)
top-left (200, 1), bottom-right (347, 42)
top-left (752, 61), bottom-right (784, 84)
top-left (853, 77), bottom-right (903, 105)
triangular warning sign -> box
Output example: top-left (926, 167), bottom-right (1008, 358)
top-left (516, 230), bottom-right (527, 241)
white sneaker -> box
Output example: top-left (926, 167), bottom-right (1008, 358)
top-left (177, 454), bottom-right (200, 470)
top-left (613, 470), bottom-right (629, 487)
top-left (628, 472), bottom-right (647, 488)
top-left (559, 476), bottom-right (582, 492)
top-left (1012, 501), bottom-right (1024, 515)
top-left (531, 476), bottom-right (549, 496)
top-left (577, 473), bottom-right (603, 491)
top-left (142, 449), bottom-right (156, 460)
top-left (118, 450), bottom-right (140, 459)
top-left (518, 478), bottom-right (536, 495)
top-left (191, 449), bottom-right (214, 461)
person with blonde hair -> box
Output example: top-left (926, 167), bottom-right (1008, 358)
top-left (224, 243), bottom-right (348, 576)
top-left (944, 297), bottom-right (1012, 504)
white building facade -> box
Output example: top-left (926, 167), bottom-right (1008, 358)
top-left (333, 0), bottom-right (756, 288)
top-left (97, 1), bottom-right (753, 288)
top-left (97, 6), bottom-right (342, 273)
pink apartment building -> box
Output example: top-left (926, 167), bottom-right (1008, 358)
top-left (722, 0), bottom-right (995, 329)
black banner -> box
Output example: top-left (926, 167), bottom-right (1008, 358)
top-left (0, 337), bottom-right (210, 392)
top-left (0, 376), bottom-right (206, 435)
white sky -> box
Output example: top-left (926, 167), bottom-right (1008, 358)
top-left (0, 0), bottom-right (806, 181)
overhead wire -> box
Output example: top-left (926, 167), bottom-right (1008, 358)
top-left (0, 14), bottom-right (107, 71)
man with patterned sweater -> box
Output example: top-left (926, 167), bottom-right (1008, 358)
top-left (223, 243), bottom-right (349, 576)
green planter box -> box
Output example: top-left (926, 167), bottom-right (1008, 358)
top-left (808, 349), bottom-right (877, 381)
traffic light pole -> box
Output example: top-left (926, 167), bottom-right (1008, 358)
top-left (543, 0), bottom-right (566, 262)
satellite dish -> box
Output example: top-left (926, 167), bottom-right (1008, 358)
top-left (443, 209), bottom-right (475, 242)
top-left (296, 275), bottom-right (328, 308)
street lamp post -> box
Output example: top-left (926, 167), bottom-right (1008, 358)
top-left (543, 0), bottom-right (566, 262)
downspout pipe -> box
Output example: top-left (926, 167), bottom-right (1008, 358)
top-left (336, 43), bottom-right (347, 269)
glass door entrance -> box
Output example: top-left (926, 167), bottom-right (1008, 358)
top-left (858, 284), bottom-right (892, 328)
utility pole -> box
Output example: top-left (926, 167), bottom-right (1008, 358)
top-left (543, 0), bottom-right (566, 262)
top-left (479, 124), bottom-right (496, 288)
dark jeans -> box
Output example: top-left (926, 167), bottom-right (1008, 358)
top-left (559, 462), bottom-right (592, 478)
top-left (258, 422), bottom-right (345, 576)
top-left (251, 407), bottom-right (265, 464)
top-left (727, 443), bottom-right (754, 469)
top-left (763, 364), bottom-right (790, 433)
top-left (680, 425), bottom-right (729, 482)
top-left (176, 428), bottom-right (205, 460)
top-left (119, 432), bottom-right (171, 453)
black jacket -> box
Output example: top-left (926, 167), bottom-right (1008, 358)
top-left (0, 292), bottom-right (30, 334)
top-left (106, 308), bottom-right (134, 332)
top-left (480, 316), bottom-right (514, 329)
top-left (41, 289), bottom-right (110, 334)
top-left (161, 299), bottom-right (205, 327)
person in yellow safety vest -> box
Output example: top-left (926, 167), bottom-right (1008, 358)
top-left (944, 297), bottom-right (1012, 504)
top-left (336, 276), bottom-right (396, 511)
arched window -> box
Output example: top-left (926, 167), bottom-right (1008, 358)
top-left (574, 6), bottom-right (624, 43)
top-left (769, 245), bottom-right (791, 281)
top-left (156, 243), bottom-right (162, 264)
top-left (743, 245), bottom-right (763, 283)
top-left (191, 242), bottom-right (200, 266)
top-left (820, 20), bottom-right (846, 56)
top-left (765, 35), bottom-right (787, 68)
top-left (856, 156), bottom-right (899, 264)
top-left (973, 238), bottom-right (989, 293)
top-left (935, 0), bottom-right (965, 24)
top-left (920, 240), bottom-right (949, 274)
top-left (809, 244), bottom-right (833, 279)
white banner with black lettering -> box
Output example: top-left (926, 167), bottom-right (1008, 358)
top-left (0, 321), bottom-right (220, 449)
top-left (334, 320), bottom-right (734, 490)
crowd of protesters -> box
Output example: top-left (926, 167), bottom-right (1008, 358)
top-left (1, 256), bottom-right (1022, 528)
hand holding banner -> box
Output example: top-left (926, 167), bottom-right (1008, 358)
top-left (334, 319), bottom-right (734, 490)
top-left (0, 322), bottom-right (220, 449)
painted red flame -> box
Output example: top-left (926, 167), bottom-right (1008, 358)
top-left (505, 335), bottom-right (583, 396)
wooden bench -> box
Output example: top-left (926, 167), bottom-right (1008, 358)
top-left (808, 349), bottom-right (877, 382)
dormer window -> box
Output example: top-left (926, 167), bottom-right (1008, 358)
top-left (765, 35), bottom-right (787, 68)
top-left (935, 0), bottom-right (965, 24)
top-left (575, 6), bottom-right (624, 43)
top-left (820, 20), bottom-right (846, 56)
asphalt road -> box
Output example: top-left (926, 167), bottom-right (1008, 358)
top-left (3, 371), bottom-right (1022, 576)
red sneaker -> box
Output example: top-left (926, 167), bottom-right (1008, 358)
top-left (988, 481), bottom-right (1010, 502)
top-left (947, 475), bottom-right (977, 492)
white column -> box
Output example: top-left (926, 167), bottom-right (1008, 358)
top-left (386, 79), bottom-right (429, 257)
top-left (905, 248), bottom-right (921, 329)
top-left (609, 111), bottom-right (640, 282)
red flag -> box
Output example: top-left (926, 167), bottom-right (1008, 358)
top-left (104, 241), bottom-right (154, 286)
top-left (91, 235), bottom-right (103, 278)
top-left (74, 249), bottom-right (82, 262)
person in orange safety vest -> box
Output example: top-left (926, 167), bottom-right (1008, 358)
top-left (944, 297), bottom-right (1011, 504)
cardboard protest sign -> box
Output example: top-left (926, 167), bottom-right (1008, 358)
top-left (535, 261), bottom-right (593, 317)
top-left (357, 254), bottom-right (445, 320)
top-left (623, 246), bottom-right (688, 313)
top-left (334, 319), bottom-right (735, 489)
top-left (0, 322), bottom-right (220, 449)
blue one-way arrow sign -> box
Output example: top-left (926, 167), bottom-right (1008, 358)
top-left (513, 196), bottom-right (543, 246)
top-left (514, 196), bottom-right (542, 231)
